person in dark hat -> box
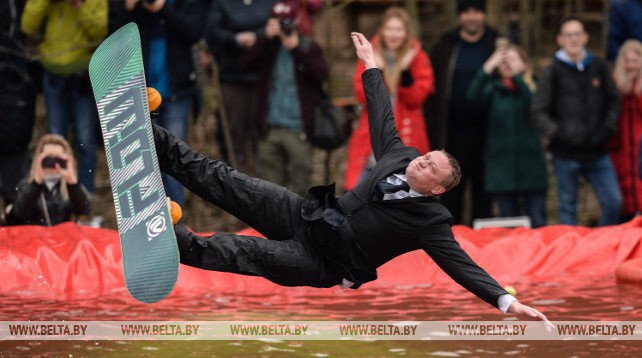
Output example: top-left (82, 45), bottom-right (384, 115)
top-left (424, 0), bottom-right (500, 226)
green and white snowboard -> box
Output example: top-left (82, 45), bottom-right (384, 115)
top-left (89, 23), bottom-right (178, 303)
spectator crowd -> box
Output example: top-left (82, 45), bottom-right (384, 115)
top-left (2, 0), bottom-right (642, 229)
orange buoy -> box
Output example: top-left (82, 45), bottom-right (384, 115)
top-left (147, 87), bottom-right (162, 112)
top-left (167, 198), bottom-right (182, 225)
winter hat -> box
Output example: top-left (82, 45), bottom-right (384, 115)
top-left (457, 0), bottom-right (486, 14)
top-left (270, 0), bottom-right (297, 19)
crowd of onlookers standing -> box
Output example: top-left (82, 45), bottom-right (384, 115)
top-left (2, 0), bottom-right (642, 229)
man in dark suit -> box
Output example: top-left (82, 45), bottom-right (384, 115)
top-left (152, 32), bottom-right (550, 322)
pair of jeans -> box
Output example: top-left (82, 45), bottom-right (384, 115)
top-left (43, 72), bottom-right (97, 193)
top-left (493, 191), bottom-right (548, 228)
top-left (152, 97), bottom-right (191, 206)
top-left (552, 154), bottom-right (623, 226)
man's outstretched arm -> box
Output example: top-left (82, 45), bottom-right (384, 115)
top-left (351, 32), bottom-right (404, 159)
top-left (419, 230), bottom-right (553, 326)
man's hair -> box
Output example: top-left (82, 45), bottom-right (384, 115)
top-left (558, 15), bottom-right (585, 34)
top-left (440, 150), bottom-right (462, 192)
top-left (457, 0), bottom-right (486, 14)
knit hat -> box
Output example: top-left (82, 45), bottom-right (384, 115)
top-left (457, 0), bottom-right (486, 13)
top-left (270, 0), bottom-right (297, 19)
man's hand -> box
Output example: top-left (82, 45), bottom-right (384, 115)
top-left (507, 300), bottom-right (555, 331)
top-left (265, 19), bottom-right (280, 40)
top-left (236, 31), bottom-right (257, 48)
top-left (141, 0), bottom-right (166, 13)
top-left (351, 32), bottom-right (377, 70)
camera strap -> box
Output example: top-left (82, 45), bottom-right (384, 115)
top-left (40, 193), bottom-right (53, 227)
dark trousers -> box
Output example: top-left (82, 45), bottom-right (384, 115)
top-left (494, 191), bottom-right (548, 228)
top-left (220, 82), bottom-right (259, 175)
top-left (442, 135), bottom-right (493, 225)
top-left (166, 148), bottom-right (342, 288)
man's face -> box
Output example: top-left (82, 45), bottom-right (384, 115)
top-left (459, 8), bottom-right (486, 36)
top-left (405, 151), bottom-right (451, 196)
top-left (557, 20), bottom-right (588, 59)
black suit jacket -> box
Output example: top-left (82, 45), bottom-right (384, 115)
top-left (305, 69), bottom-right (507, 308)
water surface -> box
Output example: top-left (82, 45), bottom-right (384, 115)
top-left (1, 276), bottom-right (641, 356)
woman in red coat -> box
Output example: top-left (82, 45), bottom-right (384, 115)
top-left (610, 39), bottom-right (642, 221)
top-left (344, 7), bottom-right (434, 191)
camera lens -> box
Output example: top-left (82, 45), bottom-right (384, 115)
top-left (280, 18), bottom-right (295, 36)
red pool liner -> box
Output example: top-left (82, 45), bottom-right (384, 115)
top-left (616, 257), bottom-right (642, 284)
top-left (1, 217), bottom-right (642, 300)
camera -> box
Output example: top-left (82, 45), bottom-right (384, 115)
top-left (280, 18), bottom-right (296, 36)
top-left (42, 156), bottom-right (67, 169)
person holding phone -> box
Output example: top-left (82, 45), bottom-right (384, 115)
top-left (5, 134), bottom-right (90, 226)
top-left (466, 42), bottom-right (548, 227)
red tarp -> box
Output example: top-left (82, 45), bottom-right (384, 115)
top-left (1, 218), bottom-right (642, 300)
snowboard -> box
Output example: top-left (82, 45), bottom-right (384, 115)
top-left (89, 23), bottom-right (179, 303)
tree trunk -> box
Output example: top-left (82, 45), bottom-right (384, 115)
top-left (564, 0), bottom-right (573, 17)
top-left (519, 0), bottom-right (530, 51)
top-left (533, 0), bottom-right (544, 71)
top-left (487, 0), bottom-right (505, 33)
top-left (404, 0), bottom-right (421, 43)
top-left (444, 0), bottom-right (456, 27)
top-left (601, 0), bottom-right (610, 57)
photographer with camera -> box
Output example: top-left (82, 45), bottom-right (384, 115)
top-left (240, 0), bottom-right (328, 195)
top-left (6, 134), bottom-right (90, 226)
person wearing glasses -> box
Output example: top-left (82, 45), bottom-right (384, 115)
top-left (532, 16), bottom-right (622, 226)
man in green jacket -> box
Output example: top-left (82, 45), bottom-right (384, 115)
top-left (21, 0), bottom-right (107, 200)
